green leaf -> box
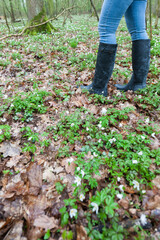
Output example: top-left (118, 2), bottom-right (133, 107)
top-left (44, 229), bottom-right (50, 240)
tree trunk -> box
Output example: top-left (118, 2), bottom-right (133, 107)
top-left (149, 0), bottom-right (152, 39)
top-left (155, 0), bottom-right (160, 28)
top-left (9, 0), bottom-right (16, 22)
top-left (89, 0), bottom-right (99, 21)
top-left (25, 0), bottom-right (55, 34)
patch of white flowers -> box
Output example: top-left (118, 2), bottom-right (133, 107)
top-left (109, 138), bottom-right (116, 144)
top-left (98, 121), bottom-right (105, 130)
top-left (119, 185), bottom-right (124, 192)
top-left (74, 176), bottom-right (81, 186)
top-left (67, 157), bottom-right (74, 164)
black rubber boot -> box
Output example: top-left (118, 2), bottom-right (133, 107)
top-left (115, 39), bottom-right (150, 91)
top-left (81, 42), bottom-right (117, 96)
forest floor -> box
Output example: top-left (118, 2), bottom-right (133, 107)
top-left (0, 15), bottom-right (160, 240)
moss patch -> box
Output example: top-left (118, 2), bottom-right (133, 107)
top-left (24, 8), bottom-right (56, 35)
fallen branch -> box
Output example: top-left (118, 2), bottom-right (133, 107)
top-left (0, 7), bottom-right (74, 41)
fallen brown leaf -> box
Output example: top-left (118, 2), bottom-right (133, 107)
top-left (27, 163), bottom-right (42, 195)
top-left (33, 215), bottom-right (58, 230)
top-left (0, 142), bottom-right (21, 158)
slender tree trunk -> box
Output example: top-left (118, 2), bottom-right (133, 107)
top-left (149, 0), bottom-right (152, 39)
top-left (89, 0), bottom-right (99, 21)
top-left (9, 0), bottom-right (16, 22)
top-left (3, 2), bottom-right (10, 32)
top-left (155, 0), bottom-right (160, 28)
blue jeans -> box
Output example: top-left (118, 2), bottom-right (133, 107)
top-left (98, 0), bottom-right (149, 44)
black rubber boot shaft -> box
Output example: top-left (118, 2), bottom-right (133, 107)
top-left (115, 39), bottom-right (150, 91)
top-left (81, 42), bottom-right (117, 96)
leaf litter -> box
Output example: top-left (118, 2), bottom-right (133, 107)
top-left (0, 15), bottom-right (160, 239)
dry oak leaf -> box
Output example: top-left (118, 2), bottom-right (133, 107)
top-left (61, 158), bottom-right (76, 175)
top-left (76, 224), bottom-right (91, 240)
top-left (0, 141), bottom-right (21, 157)
top-left (33, 215), bottom-right (58, 230)
top-left (5, 174), bottom-right (27, 195)
top-left (146, 195), bottom-right (160, 210)
top-left (3, 220), bottom-right (26, 240)
top-left (118, 199), bottom-right (129, 210)
top-left (6, 155), bottom-right (22, 168)
top-left (27, 163), bottom-right (42, 195)
top-left (152, 176), bottom-right (160, 189)
top-left (150, 137), bottom-right (160, 150)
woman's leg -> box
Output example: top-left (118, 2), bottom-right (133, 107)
top-left (98, 0), bottom-right (134, 44)
top-left (115, 0), bottom-right (150, 91)
top-left (124, 0), bottom-right (148, 41)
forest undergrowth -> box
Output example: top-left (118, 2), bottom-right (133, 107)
top-left (0, 15), bottom-right (160, 240)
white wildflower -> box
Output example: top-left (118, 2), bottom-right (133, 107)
top-left (87, 135), bottom-right (91, 139)
top-left (67, 157), bottom-right (74, 164)
top-left (101, 107), bottom-right (107, 115)
top-left (0, 129), bottom-right (2, 134)
top-left (74, 176), bottom-right (81, 186)
top-left (77, 167), bottom-right (80, 171)
top-left (98, 139), bottom-right (102, 143)
top-left (71, 123), bottom-right (74, 127)
top-left (116, 91), bottom-right (121, 96)
top-left (151, 133), bottom-right (155, 138)
top-left (142, 190), bottom-right (146, 194)
top-left (93, 152), bottom-right (98, 157)
top-left (111, 129), bottom-right (116, 134)
top-left (119, 185), bottom-right (124, 192)
top-left (133, 180), bottom-right (140, 191)
top-left (66, 111), bottom-right (69, 115)
top-left (138, 151), bottom-right (143, 156)
top-left (86, 127), bottom-right (89, 131)
top-left (3, 95), bottom-right (8, 99)
top-left (145, 118), bottom-right (150, 124)
top-left (81, 170), bottom-right (85, 177)
top-left (140, 214), bottom-right (147, 226)
top-left (91, 202), bottom-right (99, 214)
top-left (119, 123), bottom-right (123, 128)
top-left (70, 209), bottom-right (77, 218)
top-left (132, 160), bottom-right (138, 164)
top-left (1, 118), bottom-right (7, 123)
top-left (116, 193), bottom-right (123, 199)
top-left (98, 122), bottom-right (105, 130)
top-left (138, 95), bottom-right (142, 99)
top-left (117, 177), bottom-right (121, 182)
top-left (79, 193), bottom-right (85, 201)
top-left (141, 136), bottom-right (145, 140)
top-left (109, 138), bottom-right (116, 144)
